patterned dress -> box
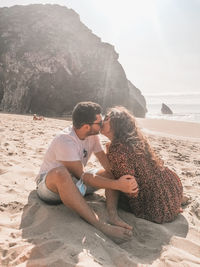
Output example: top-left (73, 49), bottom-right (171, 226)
top-left (107, 142), bottom-right (183, 223)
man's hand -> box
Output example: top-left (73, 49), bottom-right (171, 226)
top-left (116, 175), bottom-right (139, 196)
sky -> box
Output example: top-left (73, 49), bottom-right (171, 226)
top-left (0, 0), bottom-right (200, 96)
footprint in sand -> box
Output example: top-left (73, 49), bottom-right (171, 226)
top-left (181, 171), bottom-right (195, 177)
top-left (170, 236), bottom-right (200, 258)
top-left (195, 208), bottom-right (200, 219)
top-left (155, 236), bottom-right (200, 266)
top-left (0, 243), bottom-right (33, 266)
top-left (0, 201), bottom-right (24, 213)
top-left (191, 199), bottom-right (200, 219)
top-left (10, 231), bottom-right (22, 239)
top-left (0, 169), bottom-right (7, 175)
top-left (193, 160), bottom-right (200, 166)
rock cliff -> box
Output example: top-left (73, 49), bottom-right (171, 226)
top-left (161, 103), bottom-right (173, 114)
top-left (0, 4), bottom-right (147, 117)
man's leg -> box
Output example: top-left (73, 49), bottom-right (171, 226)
top-left (45, 167), bottom-right (133, 242)
top-left (96, 169), bottom-right (133, 230)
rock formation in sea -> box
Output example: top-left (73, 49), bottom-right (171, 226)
top-left (0, 4), bottom-right (147, 117)
top-left (161, 103), bottom-right (173, 114)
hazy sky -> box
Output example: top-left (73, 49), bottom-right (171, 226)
top-left (1, 0), bottom-right (200, 96)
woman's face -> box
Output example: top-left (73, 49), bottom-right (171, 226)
top-left (100, 114), bottom-right (113, 139)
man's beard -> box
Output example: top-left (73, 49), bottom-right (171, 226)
top-left (86, 128), bottom-right (100, 136)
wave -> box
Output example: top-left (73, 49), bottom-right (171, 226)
top-left (146, 112), bottom-right (200, 123)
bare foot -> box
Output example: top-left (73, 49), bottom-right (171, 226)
top-left (108, 214), bottom-right (133, 230)
top-left (98, 222), bottom-right (133, 244)
top-left (181, 195), bottom-right (190, 206)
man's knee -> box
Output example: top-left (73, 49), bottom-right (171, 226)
top-left (52, 167), bottom-right (71, 182)
top-left (46, 167), bottom-right (71, 192)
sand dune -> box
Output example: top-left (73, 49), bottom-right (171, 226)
top-left (0, 113), bottom-right (200, 266)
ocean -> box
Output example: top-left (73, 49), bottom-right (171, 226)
top-left (144, 93), bottom-right (200, 123)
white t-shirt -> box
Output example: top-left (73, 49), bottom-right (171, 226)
top-left (38, 126), bottom-right (103, 176)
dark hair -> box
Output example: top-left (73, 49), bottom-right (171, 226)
top-left (107, 106), bottom-right (163, 168)
top-left (72, 101), bottom-right (102, 129)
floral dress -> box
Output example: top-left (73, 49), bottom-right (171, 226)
top-left (107, 142), bottom-right (183, 223)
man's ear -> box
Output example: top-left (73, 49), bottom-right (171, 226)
top-left (81, 124), bottom-right (90, 131)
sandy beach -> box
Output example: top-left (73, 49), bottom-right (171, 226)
top-left (0, 113), bottom-right (200, 267)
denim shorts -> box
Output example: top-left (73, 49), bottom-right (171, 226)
top-left (36, 169), bottom-right (98, 204)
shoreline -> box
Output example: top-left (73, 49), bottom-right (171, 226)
top-left (1, 112), bottom-right (200, 139)
top-left (137, 117), bottom-right (200, 140)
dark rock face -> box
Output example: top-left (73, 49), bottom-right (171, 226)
top-left (0, 4), bottom-right (147, 117)
top-left (127, 80), bottom-right (147, 118)
top-left (161, 103), bottom-right (173, 114)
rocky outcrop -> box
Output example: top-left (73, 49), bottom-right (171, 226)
top-left (0, 4), bottom-right (147, 117)
top-left (161, 103), bottom-right (173, 114)
top-left (127, 80), bottom-right (147, 118)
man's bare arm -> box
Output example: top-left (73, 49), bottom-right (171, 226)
top-left (95, 150), bottom-right (112, 173)
top-left (59, 160), bottom-right (84, 178)
top-left (59, 160), bottom-right (137, 194)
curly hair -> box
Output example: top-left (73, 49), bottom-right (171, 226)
top-left (107, 106), bottom-right (163, 168)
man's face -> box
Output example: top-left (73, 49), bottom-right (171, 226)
top-left (100, 114), bottom-right (111, 137)
top-left (86, 114), bottom-right (103, 136)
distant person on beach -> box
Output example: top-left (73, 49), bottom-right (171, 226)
top-left (33, 114), bottom-right (45, 120)
top-left (101, 106), bottom-right (183, 225)
top-left (36, 102), bottom-right (138, 242)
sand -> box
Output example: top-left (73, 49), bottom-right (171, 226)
top-left (0, 113), bottom-right (200, 267)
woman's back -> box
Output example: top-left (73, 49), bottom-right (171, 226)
top-left (108, 142), bottom-right (183, 223)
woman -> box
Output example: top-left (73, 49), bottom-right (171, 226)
top-left (101, 106), bottom-right (183, 224)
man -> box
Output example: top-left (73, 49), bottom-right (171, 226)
top-left (36, 101), bottom-right (138, 242)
